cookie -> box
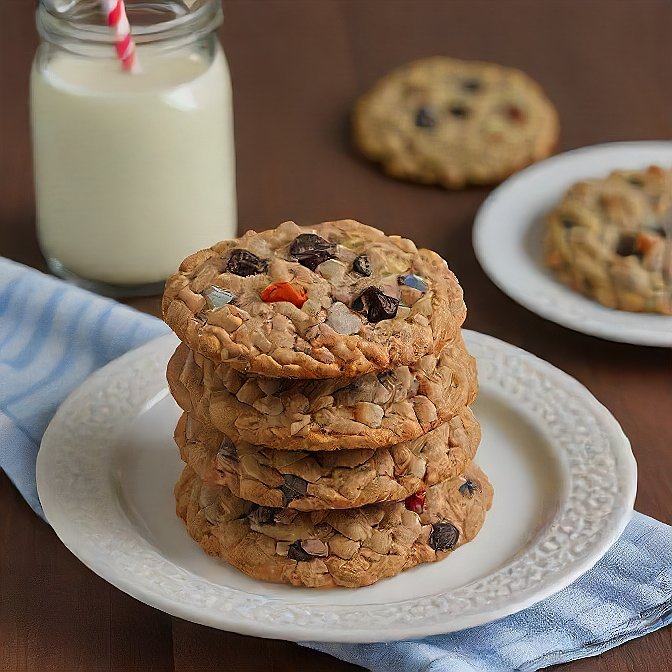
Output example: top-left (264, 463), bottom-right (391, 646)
top-left (175, 462), bottom-right (493, 588)
top-left (353, 57), bottom-right (559, 188)
top-left (545, 165), bottom-right (672, 314)
top-left (174, 406), bottom-right (481, 511)
top-left (162, 219), bottom-right (466, 379)
top-left (167, 333), bottom-right (478, 451)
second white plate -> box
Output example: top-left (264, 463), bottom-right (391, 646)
top-left (473, 141), bottom-right (672, 346)
top-left (36, 331), bottom-right (637, 642)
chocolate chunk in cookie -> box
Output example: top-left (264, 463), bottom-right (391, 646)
top-left (280, 474), bottom-right (308, 506)
top-left (287, 540), bottom-right (313, 562)
top-left (289, 233), bottom-right (336, 271)
top-left (615, 234), bottom-right (639, 258)
top-left (449, 104), bottom-right (470, 119)
top-left (415, 106), bottom-right (436, 128)
top-left (353, 254), bottom-right (372, 276)
top-left (355, 286), bottom-right (399, 322)
top-left (249, 506), bottom-right (278, 526)
top-left (429, 522), bottom-right (460, 552)
top-left (226, 249), bottom-right (268, 276)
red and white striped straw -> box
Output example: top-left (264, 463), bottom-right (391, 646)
top-left (102, 0), bottom-right (138, 72)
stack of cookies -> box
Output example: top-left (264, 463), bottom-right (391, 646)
top-left (163, 219), bottom-right (493, 588)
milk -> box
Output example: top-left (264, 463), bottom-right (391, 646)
top-left (31, 42), bottom-right (236, 287)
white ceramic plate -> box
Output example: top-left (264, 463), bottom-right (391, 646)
top-left (37, 331), bottom-right (636, 643)
top-left (473, 141), bottom-right (672, 346)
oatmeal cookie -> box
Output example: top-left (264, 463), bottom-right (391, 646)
top-left (167, 333), bottom-right (478, 451)
top-left (174, 407), bottom-right (480, 511)
top-left (162, 219), bottom-right (466, 379)
top-left (174, 462), bottom-right (493, 588)
top-left (545, 165), bottom-right (672, 314)
top-left (353, 57), bottom-right (559, 188)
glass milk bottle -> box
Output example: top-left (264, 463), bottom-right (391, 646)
top-left (31, 0), bottom-right (237, 295)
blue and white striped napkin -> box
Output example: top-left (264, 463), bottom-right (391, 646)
top-left (0, 257), bottom-right (670, 671)
top-left (0, 257), bottom-right (168, 516)
top-left (305, 511), bottom-right (672, 670)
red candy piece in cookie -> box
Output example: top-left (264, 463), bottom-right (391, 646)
top-left (635, 232), bottom-right (657, 256)
top-left (507, 105), bottom-right (526, 123)
top-left (405, 487), bottom-right (426, 514)
top-left (261, 282), bottom-right (307, 308)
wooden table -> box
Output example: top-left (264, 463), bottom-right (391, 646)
top-left (1, 1), bottom-right (670, 670)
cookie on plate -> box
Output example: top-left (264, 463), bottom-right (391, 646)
top-left (353, 57), bottom-right (559, 188)
top-left (167, 333), bottom-right (478, 451)
top-left (175, 462), bottom-right (493, 588)
top-left (545, 165), bottom-right (672, 314)
top-left (174, 407), bottom-right (481, 511)
top-left (162, 220), bottom-right (466, 379)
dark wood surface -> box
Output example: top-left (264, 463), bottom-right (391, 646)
top-left (1, 1), bottom-right (670, 670)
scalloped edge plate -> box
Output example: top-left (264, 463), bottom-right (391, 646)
top-left (37, 331), bottom-right (636, 642)
top-left (473, 141), bottom-right (672, 346)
